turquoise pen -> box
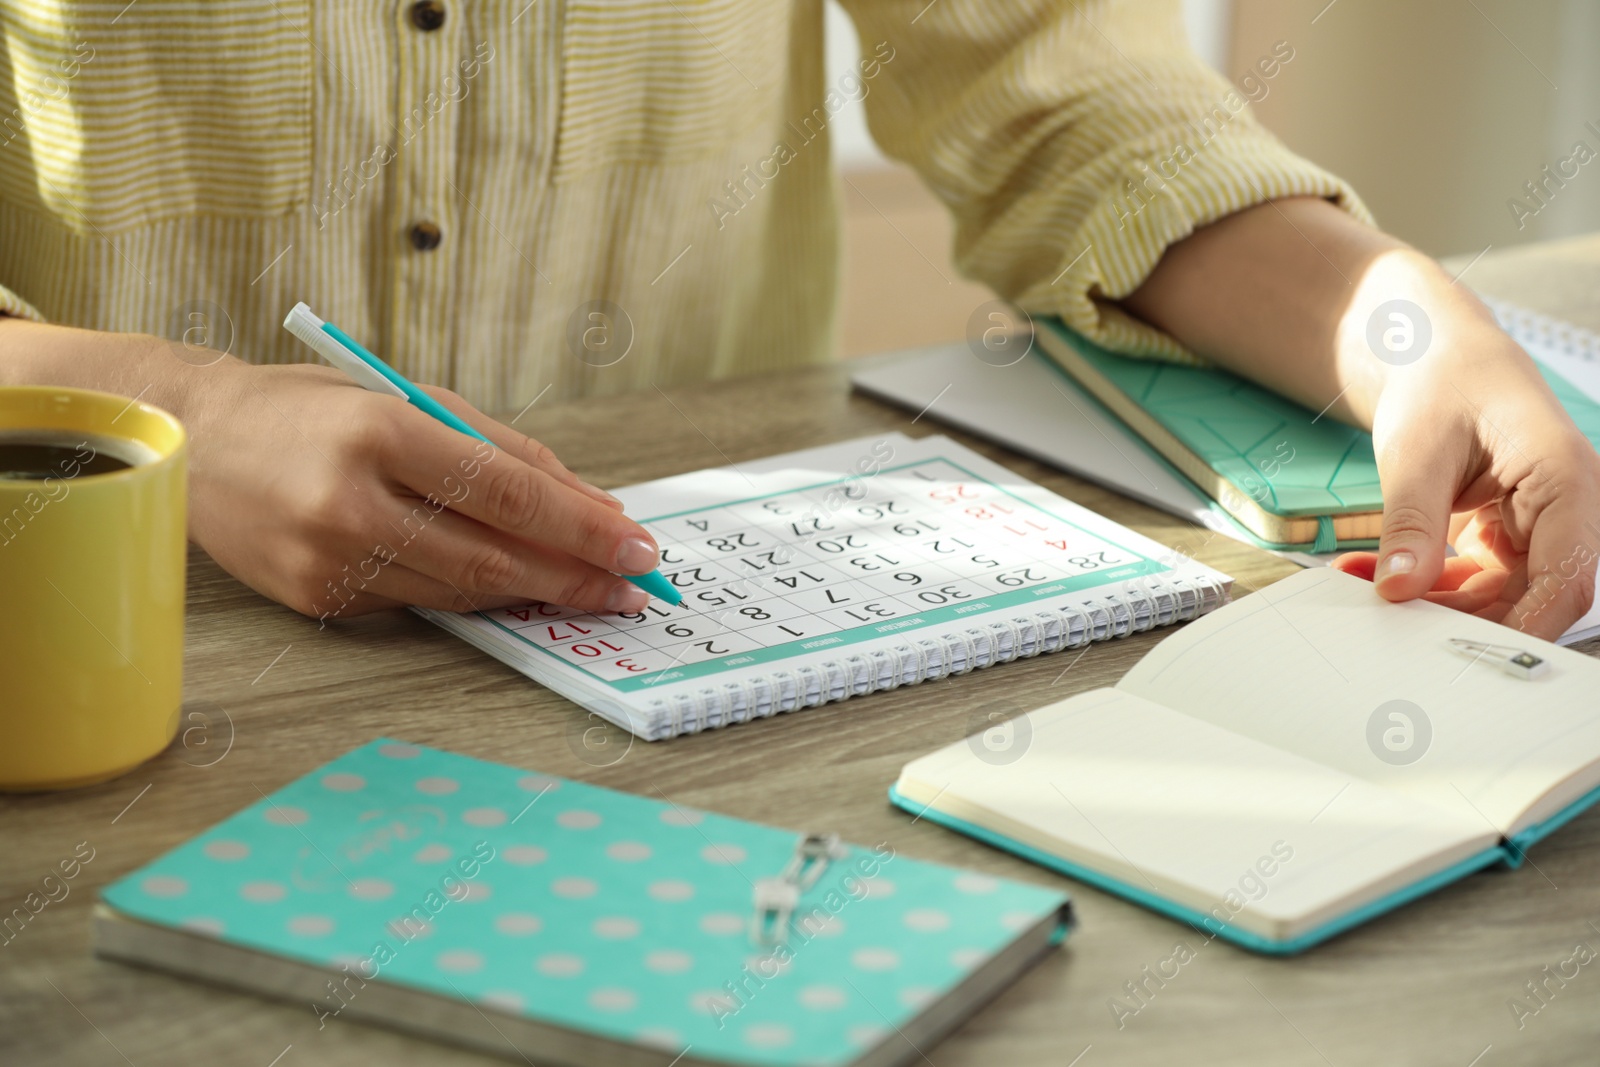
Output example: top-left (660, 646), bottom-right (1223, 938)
top-left (281, 302), bottom-right (682, 607)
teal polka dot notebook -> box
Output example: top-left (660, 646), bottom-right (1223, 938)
top-left (95, 739), bottom-right (1072, 1067)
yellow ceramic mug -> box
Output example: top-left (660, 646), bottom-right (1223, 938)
top-left (0, 386), bottom-right (187, 791)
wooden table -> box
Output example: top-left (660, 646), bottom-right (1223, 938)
top-left (8, 237), bottom-right (1600, 1067)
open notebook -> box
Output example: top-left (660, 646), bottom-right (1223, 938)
top-left (417, 434), bottom-right (1229, 740)
top-left (892, 567), bottom-right (1600, 954)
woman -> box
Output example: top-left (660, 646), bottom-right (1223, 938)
top-left (0, 0), bottom-right (1593, 637)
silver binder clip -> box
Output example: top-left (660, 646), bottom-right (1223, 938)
top-left (1447, 638), bottom-right (1548, 680)
top-left (751, 833), bottom-right (848, 946)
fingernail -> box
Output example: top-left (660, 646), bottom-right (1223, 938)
top-left (582, 480), bottom-right (621, 505)
top-left (606, 584), bottom-right (649, 614)
top-left (617, 537), bottom-right (659, 573)
top-left (1378, 551), bottom-right (1416, 580)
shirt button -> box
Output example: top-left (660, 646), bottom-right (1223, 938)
top-left (409, 220), bottom-right (443, 251)
top-left (409, 0), bottom-right (446, 31)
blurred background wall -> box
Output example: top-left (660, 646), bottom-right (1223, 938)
top-left (827, 0), bottom-right (1600, 354)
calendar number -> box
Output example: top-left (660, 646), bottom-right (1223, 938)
top-left (814, 533), bottom-right (867, 553)
top-left (706, 532), bottom-right (759, 552)
top-left (790, 517), bottom-right (834, 536)
top-left (857, 500), bottom-right (909, 519)
top-left (774, 569), bottom-right (826, 589)
top-left (929, 483), bottom-right (979, 504)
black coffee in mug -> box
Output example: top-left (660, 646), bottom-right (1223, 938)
top-left (0, 431), bottom-right (154, 481)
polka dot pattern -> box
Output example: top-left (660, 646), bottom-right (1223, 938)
top-left (141, 875), bottom-right (188, 898)
top-left (647, 880), bottom-right (694, 902)
top-left (287, 915), bottom-right (334, 937)
top-left (588, 987), bottom-right (637, 1012)
top-left (263, 805), bottom-right (307, 826)
top-left (606, 841), bottom-right (652, 862)
top-left (481, 990), bottom-right (524, 1012)
top-left (592, 917), bottom-right (641, 940)
top-left (240, 881), bottom-right (286, 903)
top-left (552, 877), bottom-right (597, 899)
top-left (349, 878), bottom-right (394, 902)
top-left (904, 908), bottom-right (951, 932)
top-left (437, 949), bottom-right (484, 973)
top-left (851, 948), bottom-right (901, 972)
top-left (203, 840), bottom-right (249, 862)
top-left (698, 912), bottom-right (744, 936)
top-left (536, 953), bottom-right (585, 977)
top-left (635, 1028), bottom-right (682, 1050)
top-left (699, 843), bottom-right (746, 866)
top-left (799, 985), bottom-right (847, 1010)
top-left (502, 845), bottom-right (548, 866)
top-left (99, 739), bottom-right (1068, 1067)
top-left (495, 913), bottom-right (543, 936)
top-left (462, 807), bottom-right (507, 828)
top-left (744, 1023), bottom-right (794, 1048)
top-left (556, 810), bottom-right (602, 830)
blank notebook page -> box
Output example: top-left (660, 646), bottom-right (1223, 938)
top-left (899, 689), bottom-right (1493, 940)
top-left (1119, 569), bottom-right (1600, 834)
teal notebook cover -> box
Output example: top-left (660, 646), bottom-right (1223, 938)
top-left (1041, 317), bottom-right (1600, 530)
top-left (889, 781), bottom-right (1600, 956)
top-left (99, 739), bottom-right (1070, 1066)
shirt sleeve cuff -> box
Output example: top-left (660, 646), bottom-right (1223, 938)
top-left (0, 284), bottom-right (45, 322)
top-left (1020, 133), bottom-right (1372, 366)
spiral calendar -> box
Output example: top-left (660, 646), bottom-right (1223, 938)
top-left (416, 433), bottom-right (1231, 739)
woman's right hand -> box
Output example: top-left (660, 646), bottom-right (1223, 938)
top-left (0, 318), bottom-right (660, 621)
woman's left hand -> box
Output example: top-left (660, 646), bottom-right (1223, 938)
top-left (1331, 314), bottom-right (1600, 641)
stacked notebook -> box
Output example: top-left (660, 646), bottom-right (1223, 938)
top-left (852, 299), bottom-right (1600, 552)
top-left (96, 740), bottom-right (1073, 1067)
top-left (892, 568), bottom-right (1600, 954)
top-left (1030, 309), bottom-right (1600, 550)
top-left (417, 433), bottom-right (1230, 739)
top-left (850, 300), bottom-right (1600, 641)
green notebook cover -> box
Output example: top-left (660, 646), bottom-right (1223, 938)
top-left (97, 739), bottom-right (1071, 1066)
top-left (1041, 317), bottom-right (1600, 524)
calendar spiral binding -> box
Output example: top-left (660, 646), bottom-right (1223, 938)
top-left (1486, 297), bottom-right (1600, 366)
top-left (640, 573), bottom-right (1231, 738)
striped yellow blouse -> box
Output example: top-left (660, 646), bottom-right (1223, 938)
top-left (0, 0), bottom-right (1366, 410)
